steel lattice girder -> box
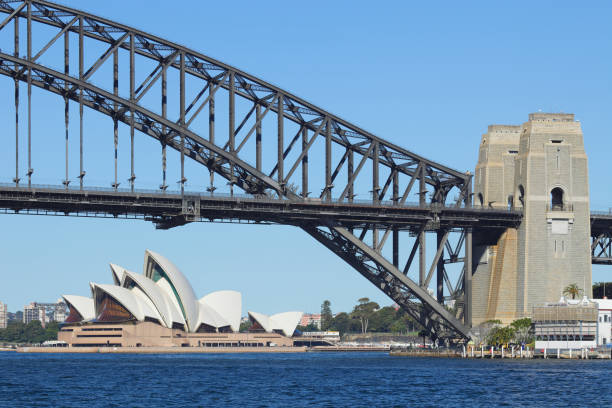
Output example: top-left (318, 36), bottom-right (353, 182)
top-left (0, 0), bottom-right (470, 196)
top-left (303, 225), bottom-right (472, 340)
top-left (591, 214), bottom-right (612, 265)
top-left (592, 232), bottom-right (612, 265)
top-left (0, 0), bottom-right (478, 340)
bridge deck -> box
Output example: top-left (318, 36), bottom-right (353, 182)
top-left (0, 184), bottom-right (521, 230)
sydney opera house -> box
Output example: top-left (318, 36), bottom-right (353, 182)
top-left (58, 250), bottom-right (303, 348)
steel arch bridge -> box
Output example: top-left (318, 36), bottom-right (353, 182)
top-left (0, 1), bottom-right (607, 341)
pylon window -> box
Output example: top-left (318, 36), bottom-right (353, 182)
top-left (551, 187), bottom-right (564, 211)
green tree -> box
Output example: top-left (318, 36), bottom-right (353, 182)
top-left (390, 320), bottom-right (406, 334)
top-left (0, 321), bottom-right (59, 344)
top-left (24, 321), bottom-right (46, 344)
top-left (563, 283), bottom-right (582, 300)
top-left (0, 321), bottom-right (25, 342)
top-left (487, 326), bottom-right (515, 347)
top-left (593, 282), bottom-right (612, 298)
top-left (510, 318), bottom-right (533, 345)
top-left (351, 297), bottom-right (379, 334)
top-left (320, 300), bottom-right (333, 331)
top-left (510, 318), bottom-right (532, 331)
top-left (297, 322), bottom-right (319, 332)
top-left (329, 312), bottom-right (359, 334)
top-left (368, 306), bottom-right (397, 332)
top-left (239, 319), bottom-right (252, 332)
top-left (43, 321), bottom-right (60, 342)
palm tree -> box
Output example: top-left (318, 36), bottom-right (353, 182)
top-left (563, 283), bottom-right (582, 300)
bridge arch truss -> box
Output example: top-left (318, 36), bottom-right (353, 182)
top-left (0, 0), bottom-right (522, 340)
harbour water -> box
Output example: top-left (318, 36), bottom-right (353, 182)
top-left (0, 351), bottom-right (610, 407)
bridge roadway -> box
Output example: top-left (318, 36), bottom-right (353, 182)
top-left (2, 184), bottom-right (611, 265)
top-left (0, 183), bottom-right (522, 230)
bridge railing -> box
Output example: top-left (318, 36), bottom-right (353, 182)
top-left (590, 209), bottom-right (612, 217)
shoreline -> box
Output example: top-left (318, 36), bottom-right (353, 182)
top-left (14, 345), bottom-right (391, 354)
top-left (17, 346), bottom-right (308, 354)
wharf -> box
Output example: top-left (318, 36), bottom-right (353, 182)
top-left (391, 347), bottom-right (612, 359)
top-left (309, 345), bottom-right (389, 352)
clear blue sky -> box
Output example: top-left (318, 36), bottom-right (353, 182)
top-left (1, 0), bottom-right (611, 315)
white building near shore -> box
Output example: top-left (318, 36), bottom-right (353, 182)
top-left (593, 298), bottom-right (612, 347)
top-left (0, 302), bottom-right (7, 329)
top-left (534, 296), bottom-right (612, 350)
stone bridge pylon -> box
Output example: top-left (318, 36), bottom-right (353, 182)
top-left (472, 113), bottom-right (591, 325)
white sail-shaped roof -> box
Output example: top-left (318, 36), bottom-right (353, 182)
top-left (270, 312), bottom-right (303, 337)
top-left (248, 311), bottom-right (303, 337)
top-left (200, 291), bottom-right (242, 332)
top-left (121, 269), bottom-right (186, 329)
top-left (196, 302), bottom-right (229, 331)
top-left (62, 295), bottom-right (95, 321)
top-left (144, 250), bottom-right (199, 332)
top-left (110, 264), bottom-right (123, 286)
top-left (92, 283), bottom-right (162, 324)
top-left (248, 311), bottom-right (272, 332)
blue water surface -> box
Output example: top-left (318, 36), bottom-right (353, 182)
top-left (0, 351), bottom-right (610, 407)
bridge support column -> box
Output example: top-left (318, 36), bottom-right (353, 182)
top-left (464, 227), bottom-right (472, 327)
top-left (419, 166), bottom-right (426, 286)
top-left (436, 231), bottom-right (445, 303)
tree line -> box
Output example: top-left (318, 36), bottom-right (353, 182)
top-left (0, 321), bottom-right (60, 344)
top-left (297, 298), bottom-right (421, 335)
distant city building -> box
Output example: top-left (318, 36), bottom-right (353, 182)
top-left (8, 311), bottom-right (22, 322)
top-left (23, 301), bottom-right (67, 327)
top-left (51, 299), bottom-right (67, 323)
top-left (0, 302), bottom-right (7, 329)
top-left (300, 314), bottom-right (321, 329)
top-left (24, 303), bottom-right (47, 327)
top-left (533, 296), bottom-right (612, 349)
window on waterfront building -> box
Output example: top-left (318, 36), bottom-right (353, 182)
top-left (551, 187), bottom-right (564, 211)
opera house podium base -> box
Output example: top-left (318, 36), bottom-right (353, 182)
top-left (59, 322), bottom-right (296, 348)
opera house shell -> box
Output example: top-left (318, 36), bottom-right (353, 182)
top-left (58, 250), bottom-right (303, 348)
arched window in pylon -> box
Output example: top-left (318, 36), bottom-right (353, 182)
top-left (518, 185), bottom-right (525, 206)
top-left (507, 195), bottom-right (514, 210)
top-left (478, 193), bottom-right (484, 207)
top-left (551, 187), bottom-right (564, 211)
